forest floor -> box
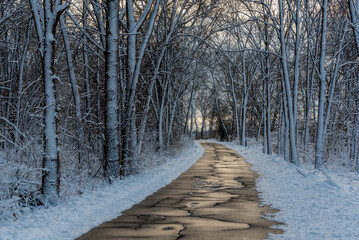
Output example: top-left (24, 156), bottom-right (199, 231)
top-left (77, 142), bottom-right (282, 240)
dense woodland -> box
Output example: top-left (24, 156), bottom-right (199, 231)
top-left (0, 0), bottom-right (358, 218)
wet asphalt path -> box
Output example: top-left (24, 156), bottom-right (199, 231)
top-left (78, 142), bottom-right (282, 240)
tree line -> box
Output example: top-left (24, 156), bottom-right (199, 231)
top-left (189, 0), bottom-right (359, 172)
top-left (0, 0), bottom-right (216, 207)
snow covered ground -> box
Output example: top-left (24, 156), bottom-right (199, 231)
top-left (0, 141), bottom-right (204, 240)
top-left (218, 140), bottom-right (359, 240)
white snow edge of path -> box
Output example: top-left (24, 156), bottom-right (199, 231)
top-left (213, 140), bottom-right (359, 240)
top-left (0, 141), bottom-right (204, 240)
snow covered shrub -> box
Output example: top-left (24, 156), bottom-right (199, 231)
top-left (0, 196), bottom-right (21, 222)
top-left (297, 142), bottom-right (316, 165)
top-left (171, 135), bottom-right (195, 154)
top-left (0, 146), bottom-right (43, 222)
top-left (136, 135), bottom-right (194, 173)
top-left (58, 132), bottom-right (104, 198)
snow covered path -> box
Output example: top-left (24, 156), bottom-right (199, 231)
top-left (0, 142), bottom-right (204, 240)
top-left (219, 140), bottom-right (359, 240)
top-left (78, 142), bottom-right (281, 239)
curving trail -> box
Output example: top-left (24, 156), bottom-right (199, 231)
top-left (78, 142), bottom-right (283, 240)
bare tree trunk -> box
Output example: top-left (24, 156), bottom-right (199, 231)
top-left (323, 20), bottom-right (348, 143)
top-left (263, 108), bottom-right (267, 154)
top-left (15, 22), bottom-right (31, 143)
top-left (257, 111), bottom-right (263, 142)
top-left (282, 92), bottom-right (290, 162)
top-left (277, 95), bottom-right (283, 154)
top-left (83, 0), bottom-right (90, 111)
top-left (190, 100), bottom-right (194, 139)
top-left (315, 0), bottom-right (328, 169)
top-left (303, 40), bottom-right (315, 149)
top-left (293, 0), bottom-right (301, 132)
top-left (348, 0), bottom-right (359, 172)
top-left (229, 63), bottom-right (239, 142)
top-left (279, 0), bottom-right (298, 164)
top-left (241, 98), bottom-right (247, 146)
top-left (355, 79), bottom-right (359, 171)
top-left (60, 16), bottom-right (84, 168)
top-left (166, 81), bottom-right (185, 149)
top-left (265, 52), bottom-right (272, 155)
top-left (349, 0), bottom-right (359, 53)
top-left (158, 80), bottom-right (168, 150)
top-left (200, 109), bottom-right (207, 139)
top-left (30, 0), bottom-right (68, 204)
top-left (208, 108), bottom-right (215, 138)
top-left (104, 0), bottom-right (120, 180)
top-left (241, 53), bottom-right (248, 146)
top-left (215, 89), bottom-right (229, 141)
top-left (122, 0), bottom-right (159, 174)
top-left (184, 81), bottom-right (194, 135)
